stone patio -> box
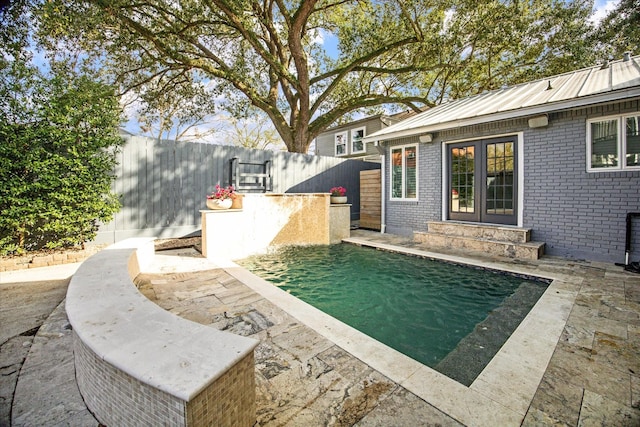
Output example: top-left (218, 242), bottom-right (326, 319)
top-left (3, 229), bottom-right (640, 426)
top-left (135, 255), bottom-right (463, 426)
top-left (135, 229), bottom-right (640, 426)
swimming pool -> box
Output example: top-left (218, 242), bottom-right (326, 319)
top-left (237, 243), bottom-right (549, 385)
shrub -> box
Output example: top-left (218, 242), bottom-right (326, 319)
top-left (0, 64), bottom-right (124, 255)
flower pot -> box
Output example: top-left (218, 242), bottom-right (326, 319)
top-left (330, 196), bottom-right (347, 204)
top-left (206, 198), bottom-right (233, 210)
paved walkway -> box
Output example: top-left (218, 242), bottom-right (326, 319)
top-left (0, 263), bottom-right (97, 426)
top-left (1, 230), bottom-right (639, 426)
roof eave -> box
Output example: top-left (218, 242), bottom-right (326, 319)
top-left (363, 87), bottom-right (640, 143)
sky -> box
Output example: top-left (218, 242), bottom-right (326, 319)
top-left (590, 0), bottom-right (619, 24)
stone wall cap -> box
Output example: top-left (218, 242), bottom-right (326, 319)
top-left (66, 239), bottom-right (258, 401)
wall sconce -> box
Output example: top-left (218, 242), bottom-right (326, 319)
top-left (528, 114), bottom-right (548, 128)
top-left (419, 133), bottom-right (433, 143)
top-left (374, 141), bottom-right (385, 155)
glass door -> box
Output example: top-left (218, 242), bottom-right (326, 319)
top-left (449, 143), bottom-right (477, 221)
top-left (448, 136), bottom-right (517, 225)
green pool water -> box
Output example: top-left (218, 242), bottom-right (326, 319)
top-left (237, 244), bottom-right (548, 382)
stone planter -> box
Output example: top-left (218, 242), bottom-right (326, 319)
top-left (206, 198), bottom-right (233, 210)
top-left (330, 196), bottom-right (347, 204)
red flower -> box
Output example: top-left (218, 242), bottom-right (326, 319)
top-left (330, 186), bottom-right (346, 196)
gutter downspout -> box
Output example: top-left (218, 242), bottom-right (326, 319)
top-left (381, 155), bottom-right (386, 234)
top-left (375, 140), bottom-right (386, 233)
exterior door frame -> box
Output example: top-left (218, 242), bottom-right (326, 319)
top-left (441, 132), bottom-right (524, 227)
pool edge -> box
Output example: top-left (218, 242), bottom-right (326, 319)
top-left (225, 239), bottom-right (579, 426)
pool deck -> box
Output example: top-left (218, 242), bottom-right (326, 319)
top-left (3, 229), bottom-right (640, 426)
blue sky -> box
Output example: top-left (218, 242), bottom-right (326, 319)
top-left (591, 0), bottom-right (619, 23)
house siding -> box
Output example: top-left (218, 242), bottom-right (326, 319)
top-left (315, 117), bottom-right (385, 158)
top-left (385, 136), bottom-right (439, 235)
top-left (383, 99), bottom-right (640, 263)
top-left (524, 101), bottom-right (640, 262)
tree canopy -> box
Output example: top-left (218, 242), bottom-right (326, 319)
top-left (39, 0), bottom-right (605, 153)
top-left (131, 75), bottom-right (219, 142)
top-left (594, 0), bottom-right (640, 59)
top-left (221, 108), bottom-right (285, 150)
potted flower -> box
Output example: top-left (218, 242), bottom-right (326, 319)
top-left (329, 186), bottom-right (347, 204)
top-left (206, 185), bottom-right (235, 210)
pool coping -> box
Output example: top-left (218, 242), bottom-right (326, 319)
top-left (220, 237), bottom-right (581, 426)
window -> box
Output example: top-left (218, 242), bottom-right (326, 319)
top-left (587, 113), bottom-right (640, 171)
top-left (351, 127), bottom-right (365, 154)
top-left (335, 132), bottom-right (347, 156)
top-left (390, 144), bottom-right (417, 199)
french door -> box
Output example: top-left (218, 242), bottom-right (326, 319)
top-left (448, 136), bottom-right (517, 225)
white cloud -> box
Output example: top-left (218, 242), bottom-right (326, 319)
top-left (590, 0), bottom-right (619, 25)
top-left (309, 28), bottom-right (325, 46)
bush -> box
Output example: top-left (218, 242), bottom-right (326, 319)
top-left (0, 65), bottom-right (124, 255)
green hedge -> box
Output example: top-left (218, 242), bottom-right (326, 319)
top-left (0, 72), bottom-right (124, 255)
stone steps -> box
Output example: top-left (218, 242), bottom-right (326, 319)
top-left (413, 221), bottom-right (545, 260)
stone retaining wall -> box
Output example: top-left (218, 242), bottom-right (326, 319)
top-left (0, 245), bottom-right (106, 272)
top-left (66, 238), bottom-right (258, 426)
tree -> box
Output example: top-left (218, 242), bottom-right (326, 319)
top-left (40, 0), bottom-right (597, 153)
top-left (594, 0), bottom-right (640, 59)
top-left (0, 1), bottom-right (124, 254)
top-left (131, 73), bottom-right (220, 142)
top-left (222, 108), bottom-right (285, 150)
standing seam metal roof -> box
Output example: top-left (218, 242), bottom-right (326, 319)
top-left (363, 55), bottom-right (640, 143)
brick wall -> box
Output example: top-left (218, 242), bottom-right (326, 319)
top-left (382, 99), bottom-right (640, 263)
top-left (384, 136), bottom-right (437, 235)
top-left (523, 102), bottom-right (640, 262)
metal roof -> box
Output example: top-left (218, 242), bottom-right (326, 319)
top-left (363, 54), bottom-right (640, 143)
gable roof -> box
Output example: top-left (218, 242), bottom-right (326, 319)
top-left (363, 54), bottom-right (640, 143)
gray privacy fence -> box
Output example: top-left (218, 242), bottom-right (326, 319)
top-left (95, 135), bottom-right (380, 244)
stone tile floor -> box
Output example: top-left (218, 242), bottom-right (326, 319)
top-left (136, 256), bottom-right (463, 426)
top-left (4, 229), bottom-right (640, 426)
top-left (135, 229), bottom-right (640, 426)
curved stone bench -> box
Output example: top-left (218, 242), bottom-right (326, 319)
top-left (66, 238), bottom-right (258, 426)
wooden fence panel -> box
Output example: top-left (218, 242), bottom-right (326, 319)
top-left (359, 169), bottom-right (382, 230)
top-left (95, 135), bottom-right (380, 244)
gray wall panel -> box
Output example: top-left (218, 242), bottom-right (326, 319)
top-left (95, 136), bottom-right (380, 244)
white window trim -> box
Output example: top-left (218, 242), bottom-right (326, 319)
top-left (390, 143), bottom-right (419, 201)
top-left (334, 131), bottom-right (348, 156)
top-left (587, 113), bottom-right (640, 172)
top-left (351, 127), bottom-right (366, 154)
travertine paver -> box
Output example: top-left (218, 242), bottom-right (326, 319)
top-left (136, 266), bottom-right (460, 426)
top-left (11, 302), bottom-right (96, 426)
top-left (4, 231), bottom-right (640, 426)
top-left (0, 266), bottom-right (98, 427)
top-left (522, 259), bottom-right (640, 426)
top-left (137, 233), bottom-right (640, 426)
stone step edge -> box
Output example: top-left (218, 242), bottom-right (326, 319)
top-left (414, 231), bottom-right (545, 260)
top-left (415, 231), bottom-right (545, 248)
top-left (426, 221), bottom-right (531, 243)
top-left (427, 220), bottom-right (531, 231)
